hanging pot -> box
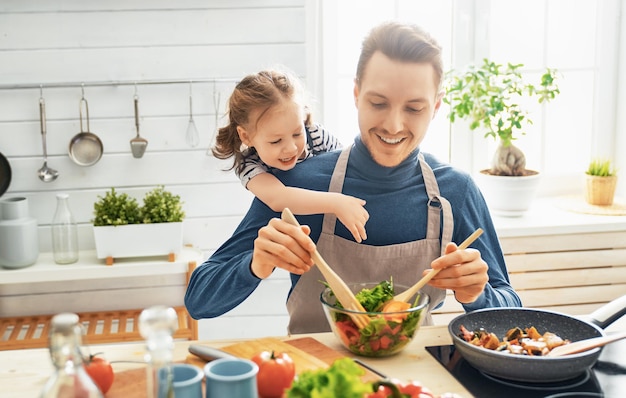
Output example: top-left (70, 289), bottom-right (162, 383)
top-left (68, 97), bottom-right (103, 166)
top-left (0, 152), bottom-right (11, 198)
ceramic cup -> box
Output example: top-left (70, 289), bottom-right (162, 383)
top-left (158, 363), bottom-right (204, 398)
top-left (204, 357), bottom-right (259, 398)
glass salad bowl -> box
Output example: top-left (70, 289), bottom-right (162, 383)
top-left (320, 281), bottom-right (430, 357)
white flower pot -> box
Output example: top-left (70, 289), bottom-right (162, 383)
top-left (475, 170), bottom-right (541, 217)
top-left (93, 222), bottom-right (183, 260)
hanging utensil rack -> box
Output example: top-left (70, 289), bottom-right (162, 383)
top-left (0, 78), bottom-right (238, 91)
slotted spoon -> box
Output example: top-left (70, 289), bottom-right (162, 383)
top-left (130, 94), bottom-right (148, 158)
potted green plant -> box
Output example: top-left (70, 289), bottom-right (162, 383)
top-left (92, 186), bottom-right (185, 263)
top-left (585, 158), bottom-right (618, 206)
top-left (443, 59), bottom-right (560, 215)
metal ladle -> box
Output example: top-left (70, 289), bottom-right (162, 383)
top-left (37, 92), bottom-right (59, 182)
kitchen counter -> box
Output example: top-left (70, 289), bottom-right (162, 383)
top-left (492, 196), bottom-right (626, 237)
top-left (1, 325), bottom-right (471, 397)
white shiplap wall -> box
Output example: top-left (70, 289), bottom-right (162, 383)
top-left (0, 0), bottom-right (316, 339)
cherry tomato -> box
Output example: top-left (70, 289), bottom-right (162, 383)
top-left (251, 350), bottom-right (296, 398)
top-left (367, 383), bottom-right (394, 397)
top-left (369, 379), bottom-right (435, 398)
top-left (397, 380), bottom-right (434, 398)
top-left (84, 353), bottom-right (114, 394)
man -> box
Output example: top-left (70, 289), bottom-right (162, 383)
top-left (185, 22), bottom-right (521, 333)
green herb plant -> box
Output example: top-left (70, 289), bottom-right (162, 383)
top-left (92, 188), bottom-right (141, 226)
top-left (93, 186), bottom-right (185, 226)
top-left (586, 158), bottom-right (616, 177)
top-left (444, 59), bottom-right (560, 176)
top-left (140, 185), bottom-right (185, 223)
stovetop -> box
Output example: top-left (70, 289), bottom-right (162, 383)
top-left (426, 338), bottom-right (626, 398)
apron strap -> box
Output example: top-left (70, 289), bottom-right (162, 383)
top-left (419, 152), bottom-right (453, 254)
top-left (322, 146), bottom-right (351, 233)
top-left (323, 148), bottom-right (453, 252)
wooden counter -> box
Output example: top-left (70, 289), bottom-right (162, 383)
top-left (0, 325), bottom-right (471, 397)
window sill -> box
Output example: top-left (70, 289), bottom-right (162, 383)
top-left (493, 196), bottom-right (626, 238)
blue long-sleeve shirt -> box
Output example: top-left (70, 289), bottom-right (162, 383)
top-left (185, 137), bottom-right (522, 319)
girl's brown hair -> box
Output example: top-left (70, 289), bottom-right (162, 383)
top-left (212, 69), bottom-right (312, 173)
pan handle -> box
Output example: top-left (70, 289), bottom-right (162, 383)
top-left (584, 295), bottom-right (626, 329)
top-left (79, 97), bottom-right (90, 132)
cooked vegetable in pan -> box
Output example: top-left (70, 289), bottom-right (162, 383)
top-left (458, 324), bottom-right (571, 356)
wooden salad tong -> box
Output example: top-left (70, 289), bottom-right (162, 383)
top-left (281, 208), bottom-right (370, 329)
top-left (393, 228), bottom-right (484, 304)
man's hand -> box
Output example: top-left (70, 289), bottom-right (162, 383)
top-left (427, 242), bottom-right (489, 304)
top-left (250, 217), bottom-right (316, 279)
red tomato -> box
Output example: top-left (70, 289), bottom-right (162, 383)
top-left (397, 380), bottom-right (434, 398)
top-left (366, 384), bottom-right (394, 398)
top-left (84, 354), bottom-right (114, 394)
top-left (251, 350), bottom-right (296, 398)
top-left (370, 379), bottom-right (435, 398)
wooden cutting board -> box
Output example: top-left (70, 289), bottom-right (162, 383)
top-left (106, 337), bottom-right (377, 397)
top-left (186, 337), bottom-right (335, 373)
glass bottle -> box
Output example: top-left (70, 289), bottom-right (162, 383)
top-left (40, 313), bottom-right (103, 398)
top-left (139, 306), bottom-right (179, 398)
top-left (52, 193), bottom-right (79, 264)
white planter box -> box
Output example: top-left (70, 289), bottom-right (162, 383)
top-left (93, 222), bottom-right (183, 260)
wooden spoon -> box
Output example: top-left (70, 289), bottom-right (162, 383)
top-left (281, 208), bottom-right (370, 329)
top-left (546, 331), bottom-right (626, 357)
top-left (393, 228), bottom-right (484, 303)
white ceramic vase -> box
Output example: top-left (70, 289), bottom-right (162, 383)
top-left (0, 197), bottom-right (39, 268)
top-left (475, 170), bottom-right (541, 217)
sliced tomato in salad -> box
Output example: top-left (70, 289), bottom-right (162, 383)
top-left (335, 320), bottom-right (360, 347)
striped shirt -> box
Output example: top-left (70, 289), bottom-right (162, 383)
top-left (238, 123), bottom-right (342, 188)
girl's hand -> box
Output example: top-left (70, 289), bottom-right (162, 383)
top-left (334, 195), bottom-right (369, 243)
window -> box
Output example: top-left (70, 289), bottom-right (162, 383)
top-left (317, 0), bottom-right (622, 197)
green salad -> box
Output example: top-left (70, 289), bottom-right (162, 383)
top-left (325, 280), bottom-right (425, 357)
top-left (286, 357), bottom-right (371, 398)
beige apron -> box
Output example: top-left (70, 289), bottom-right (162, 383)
top-left (286, 147), bottom-right (452, 334)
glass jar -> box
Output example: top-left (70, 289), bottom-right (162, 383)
top-left (39, 313), bottom-right (103, 398)
top-left (51, 193), bottom-right (79, 264)
top-left (139, 306), bottom-right (179, 398)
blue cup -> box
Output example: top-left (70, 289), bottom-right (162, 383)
top-left (158, 363), bottom-right (204, 398)
top-left (204, 357), bottom-right (259, 398)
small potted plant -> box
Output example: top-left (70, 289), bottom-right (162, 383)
top-left (585, 158), bottom-right (618, 206)
top-left (92, 186), bottom-right (185, 264)
top-left (444, 59), bottom-right (560, 215)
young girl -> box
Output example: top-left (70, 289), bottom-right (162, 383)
top-left (212, 68), bottom-right (369, 242)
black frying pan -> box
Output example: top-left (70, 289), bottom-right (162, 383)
top-left (448, 295), bottom-right (626, 382)
top-left (0, 152), bottom-right (11, 197)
